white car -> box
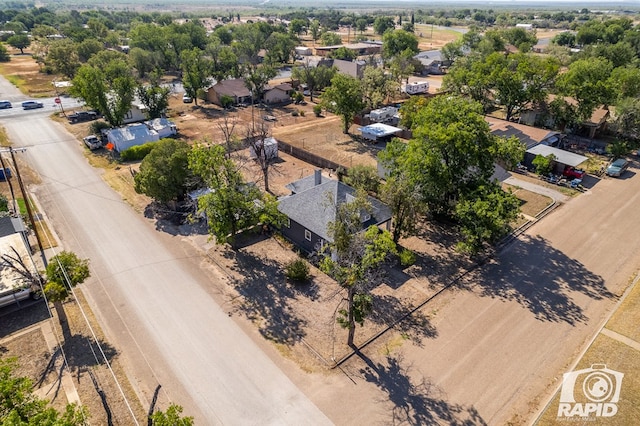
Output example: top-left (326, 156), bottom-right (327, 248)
top-left (182, 94), bottom-right (193, 103)
top-left (83, 135), bottom-right (102, 150)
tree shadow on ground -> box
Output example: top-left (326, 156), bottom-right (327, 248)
top-left (357, 352), bottom-right (487, 426)
top-left (229, 249), bottom-right (310, 344)
top-left (63, 334), bottom-right (118, 370)
top-left (369, 294), bottom-right (438, 347)
top-left (144, 202), bottom-right (209, 237)
top-left (335, 135), bottom-right (385, 157)
top-left (469, 234), bottom-right (614, 325)
top-left (405, 221), bottom-right (476, 286)
top-left (0, 300), bottom-right (49, 338)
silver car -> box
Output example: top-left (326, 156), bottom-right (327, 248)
top-left (606, 158), bottom-right (630, 177)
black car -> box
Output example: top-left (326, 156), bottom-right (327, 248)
top-left (68, 111), bottom-right (99, 124)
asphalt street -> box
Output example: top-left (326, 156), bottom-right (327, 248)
top-left (0, 93), bottom-right (330, 424)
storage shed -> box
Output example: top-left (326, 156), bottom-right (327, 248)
top-left (249, 137), bottom-right (279, 160)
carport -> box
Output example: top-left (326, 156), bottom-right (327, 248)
top-left (524, 145), bottom-right (588, 173)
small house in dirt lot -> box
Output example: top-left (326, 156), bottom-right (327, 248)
top-left (263, 83), bottom-right (293, 104)
top-left (277, 170), bottom-right (392, 253)
top-left (207, 78), bottom-right (252, 106)
top-left (295, 46), bottom-right (312, 56)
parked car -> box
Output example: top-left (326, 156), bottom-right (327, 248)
top-left (563, 166), bottom-right (586, 180)
top-left (0, 284), bottom-right (41, 308)
top-left (68, 111), bottom-right (98, 123)
top-left (21, 101), bottom-right (44, 110)
top-left (606, 158), bottom-right (630, 177)
top-left (182, 94), bottom-right (193, 103)
top-left (0, 100), bottom-right (12, 109)
top-left (262, 114), bottom-right (277, 122)
top-left (83, 135), bottom-right (102, 150)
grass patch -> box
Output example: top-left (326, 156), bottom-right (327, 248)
top-left (0, 126), bottom-right (9, 147)
top-left (536, 334), bottom-right (640, 425)
top-left (605, 280), bottom-right (640, 343)
top-left (0, 55), bottom-right (57, 97)
top-left (16, 197), bottom-right (57, 249)
top-left (504, 184), bottom-right (554, 218)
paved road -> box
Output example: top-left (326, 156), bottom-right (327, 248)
top-left (0, 113), bottom-right (331, 423)
top-left (374, 167), bottom-right (640, 423)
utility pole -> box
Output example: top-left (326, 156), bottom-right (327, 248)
top-left (8, 147), bottom-right (47, 267)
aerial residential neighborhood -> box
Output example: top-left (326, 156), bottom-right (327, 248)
top-left (0, 1), bottom-right (639, 425)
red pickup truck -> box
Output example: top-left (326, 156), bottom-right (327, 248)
top-left (563, 166), bottom-right (585, 179)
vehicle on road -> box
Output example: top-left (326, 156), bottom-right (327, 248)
top-left (83, 135), bottom-right (102, 150)
top-left (182, 94), bottom-right (193, 103)
top-left (563, 166), bottom-right (585, 180)
top-left (21, 101), bottom-right (44, 110)
top-left (68, 111), bottom-right (98, 123)
top-left (606, 159), bottom-right (630, 177)
top-left (0, 100), bottom-right (12, 109)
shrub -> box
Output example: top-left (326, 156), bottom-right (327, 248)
top-left (285, 258), bottom-right (310, 282)
top-left (399, 248), bottom-right (416, 267)
top-left (313, 104), bottom-right (322, 117)
top-left (532, 153), bottom-right (555, 175)
top-left (299, 110), bottom-right (305, 117)
top-left (291, 110), bottom-right (299, 117)
top-left (120, 142), bottom-right (157, 161)
top-left (90, 120), bottom-right (111, 136)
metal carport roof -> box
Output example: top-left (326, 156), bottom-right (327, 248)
top-left (526, 145), bottom-right (588, 167)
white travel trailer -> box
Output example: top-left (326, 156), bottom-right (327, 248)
top-left (403, 81), bottom-right (430, 95)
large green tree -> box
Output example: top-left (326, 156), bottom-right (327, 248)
top-left (487, 52), bottom-right (559, 121)
top-left (134, 139), bottom-right (194, 205)
top-left (381, 29), bottom-right (419, 60)
top-left (455, 183), bottom-right (520, 254)
top-left (292, 60), bottom-right (336, 103)
top-left (402, 95), bottom-right (498, 216)
top-left (71, 55), bottom-right (137, 127)
top-left (137, 79), bottom-right (170, 120)
top-left (44, 251), bottom-right (90, 340)
top-left (556, 57), bottom-right (615, 121)
top-left (322, 73), bottom-right (364, 134)
top-left (6, 34), bottom-right (30, 54)
top-left (0, 358), bottom-right (87, 425)
top-left (373, 16), bottom-right (395, 36)
top-left (188, 144), bottom-right (282, 246)
top-left (181, 48), bottom-right (212, 106)
top-left (319, 194), bottom-right (397, 347)
top-left (46, 39), bottom-right (80, 78)
top-left (361, 66), bottom-right (398, 110)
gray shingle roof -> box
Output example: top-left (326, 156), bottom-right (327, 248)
top-left (278, 178), bottom-right (392, 242)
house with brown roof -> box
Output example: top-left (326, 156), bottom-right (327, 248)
top-left (519, 95), bottom-right (610, 139)
top-left (263, 83), bottom-right (293, 104)
top-left (206, 78), bottom-right (252, 106)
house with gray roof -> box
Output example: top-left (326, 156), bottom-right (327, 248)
top-left (277, 170), bottom-right (392, 253)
